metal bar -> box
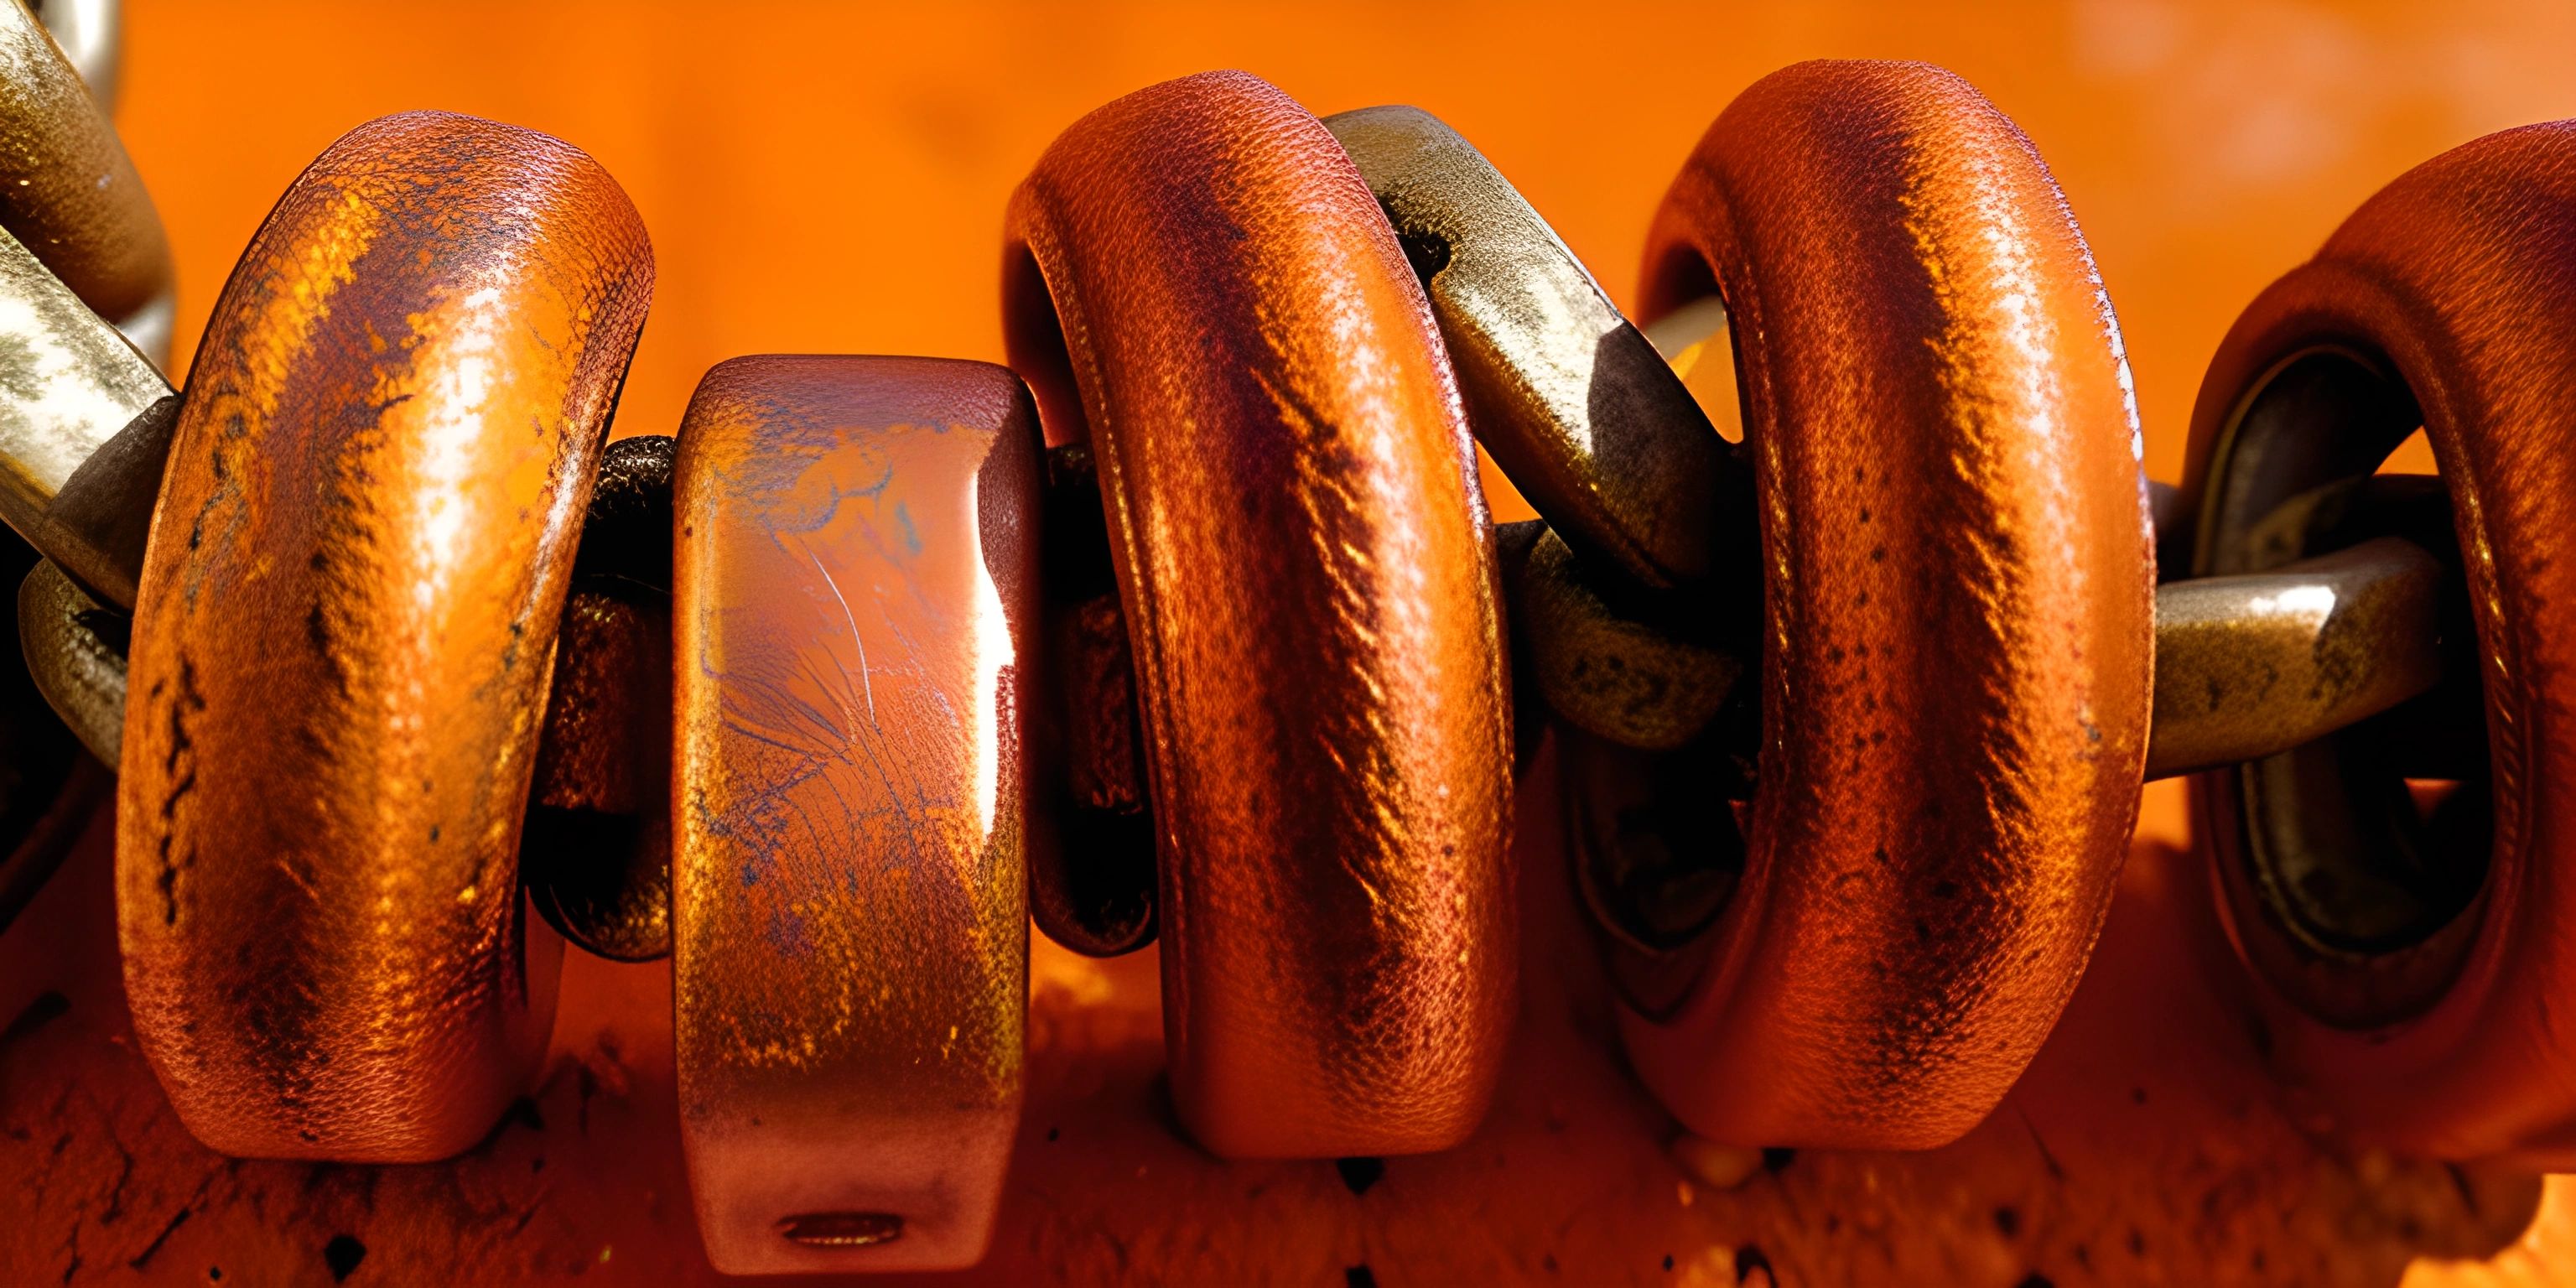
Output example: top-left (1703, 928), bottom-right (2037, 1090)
top-left (2145, 535), bottom-right (2445, 779)
top-left (0, 222), bottom-right (176, 610)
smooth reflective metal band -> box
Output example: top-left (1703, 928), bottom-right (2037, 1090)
top-left (673, 356), bottom-right (1035, 1276)
top-left (1327, 104), bottom-right (1738, 592)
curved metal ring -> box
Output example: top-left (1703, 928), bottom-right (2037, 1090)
top-left (0, 0), bottom-right (170, 364)
top-left (1616, 60), bottom-right (2155, 1150)
top-left (2183, 120), bottom-right (2576, 1164)
top-left (1324, 104), bottom-right (1741, 593)
top-left (1004, 70), bottom-right (1515, 1158)
top-left (117, 112), bottom-right (652, 1161)
top-left (673, 356), bottom-right (1036, 1275)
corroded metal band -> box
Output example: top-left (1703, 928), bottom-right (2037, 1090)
top-left (0, 0), bottom-right (170, 355)
top-left (2183, 121), bottom-right (2576, 1164)
top-left (1004, 70), bottom-right (1514, 1158)
top-left (1618, 60), bottom-right (2154, 1150)
top-left (1325, 104), bottom-right (1740, 592)
top-left (673, 356), bottom-right (1036, 1275)
top-left (117, 112), bottom-right (652, 1161)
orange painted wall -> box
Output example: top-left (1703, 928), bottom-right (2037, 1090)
top-left (117, 0), bottom-right (2576, 498)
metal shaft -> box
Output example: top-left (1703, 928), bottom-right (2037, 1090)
top-left (0, 223), bottom-right (174, 611)
top-left (2145, 535), bottom-right (2445, 779)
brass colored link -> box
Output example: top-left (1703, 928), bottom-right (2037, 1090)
top-left (1327, 105), bottom-right (1742, 590)
top-left (0, 0), bottom-right (169, 357)
top-left (1514, 525), bottom-right (1743, 750)
top-left (14, 553), bottom-right (117, 762)
top-left (2144, 536), bottom-right (2444, 780)
top-left (0, 225), bottom-right (174, 610)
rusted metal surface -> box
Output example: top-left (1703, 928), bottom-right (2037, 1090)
top-left (523, 436), bottom-right (676, 964)
top-left (1617, 60), bottom-right (2155, 1150)
top-left (0, 0), bottom-right (168, 356)
top-left (115, 112), bottom-right (652, 1162)
top-left (2181, 121), bottom-right (2576, 1165)
top-left (1326, 103), bottom-right (1743, 592)
top-left (1002, 70), bottom-right (1514, 1158)
top-left (2, 768), bottom-right (2567, 1285)
top-left (671, 356), bottom-right (1036, 1274)
top-left (2147, 537), bottom-right (2445, 780)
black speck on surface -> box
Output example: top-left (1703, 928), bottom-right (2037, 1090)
top-left (1335, 1156), bottom-right (1385, 1196)
top-left (1345, 1266), bottom-right (1378, 1288)
top-left (1663, 1254), bottom-right (1675, 1271)
top-left (323, 1234), bottom-right (366, 1282)
top-left (2015, 1275), bottom-right (2054, 1288)
top-left (1762, 1147), bottom-right (1796, 1173)
top-left (1994, 1206), bottom-right (2021, 1238)
top-left (1045, 1126), bottom-right (1060, 1143)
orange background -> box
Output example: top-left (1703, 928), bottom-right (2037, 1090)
top-left (117, 0), bottom-right (2576, 496)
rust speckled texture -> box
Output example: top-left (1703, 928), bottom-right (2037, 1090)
top-left (1623, 61), bottom-right (2156, 1150)
top-left (2184, 122), bottom-right (2576, 1166)
top-left (0, 0), bottom-right (169, 324)
top-left (115, 112), bottom-right (652, 1161)
top-left (672, 356), bottom-right (1037, 1274)
top-left (1002, 70), bottom-right (1515, 1158)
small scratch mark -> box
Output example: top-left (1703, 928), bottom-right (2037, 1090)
top-left (808, 546), bottom-right (874, 727)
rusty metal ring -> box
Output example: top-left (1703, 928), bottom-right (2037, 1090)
top-left (116, 112), bottom-right (652, 1161)
top-left (1613, 60), bottom-right (2154, 1150)
top-left (0, 0), bottom-right (171, 364)
top-left (672, 356), bottom-right (1036, 1274)
top-left (1003, 70), bottom-right (1515, 1158)
top-left (2183, 121), bottom-right (2576, 1164)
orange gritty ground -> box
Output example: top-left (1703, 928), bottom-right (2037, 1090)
top-left (2, 755), bottom-right (2568, 1286)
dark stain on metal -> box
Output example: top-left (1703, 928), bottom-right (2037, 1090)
top-left (322, 1233), bottom-right (366, 1282)
top-left (776, 1211), bottom-right (904, 1249)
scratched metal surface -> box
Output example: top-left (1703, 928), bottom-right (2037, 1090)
top-left (670, 356), bottom-right (1037, 1274)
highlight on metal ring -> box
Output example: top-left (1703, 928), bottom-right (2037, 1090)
top-left (116, 111), bottom-right (652, 1161)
